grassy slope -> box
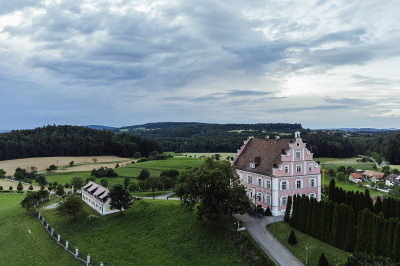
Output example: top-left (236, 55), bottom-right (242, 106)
top-left (267, 221), bottom-right (350, 266)
top-left (40, 199), bottom-right (247, 266)
top-left (0, 193), bottom-right (80, 266)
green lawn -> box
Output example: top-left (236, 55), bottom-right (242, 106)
top-left (0, 193), bottom-right (81, 266)
top-left (319, 157), bottom-right (375, 171)
top-left (40, 199), bottom-right (249, 266)
top-left (267, 221), bottom-right (350, 265)
top-left (131, 190), bottom-right (172, 197)
top-left (42, 157), bottom-right (204, 186)
top-left (179, 152), bottom-right (237, 159)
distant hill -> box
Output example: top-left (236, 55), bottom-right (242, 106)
top-left (84, 125), bottom-right (117, 131)
top-left (317, 128), bottom-right (399, 132)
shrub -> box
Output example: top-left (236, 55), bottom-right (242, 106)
top-left (264, 207), bottom-right (272, 216)
top-left (318, 253), bottom-right (329, 266)
top-left (288, 230), bottom-right (297, 245)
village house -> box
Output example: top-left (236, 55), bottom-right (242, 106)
top-left (363, 170), bottom-right (384, 183)
top-left (81, 181), bottom-right (120, 215)
top-left (385, 174), bottom-right (400, 187)
top-left (231, 131), bottom-right (321, 216)
top-left (349, 172), bottom-right (363, 183)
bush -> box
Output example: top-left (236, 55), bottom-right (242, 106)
top-left (318, 253), bottom-right (329, 266)
top-left (336, 171), bottom-right (345, 182)
top-left (264, 207), bottom-right (272, 216)
top-left (288, 230), bottom-right (297, 245)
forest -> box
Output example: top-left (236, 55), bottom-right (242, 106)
top-left (116, 122), bottom-right (400, 165)
top-left (0, 125), bottom-right (162, 161)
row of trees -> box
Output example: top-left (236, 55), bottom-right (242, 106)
top-left (0, 125), bottom-right (163, 160)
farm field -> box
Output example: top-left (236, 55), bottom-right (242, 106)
top-left (40, 199), bottom-right (250, 266)
top-left (0, 193), bottom-right (80, 266)
top-left (267, 221), bottom-right (350, 265)
top-left (0, 156), bottom-right (130, 175)
top-left (0, 179), bottom-right (41, 191)
top-left (319, 157), bottom-right (375, 170)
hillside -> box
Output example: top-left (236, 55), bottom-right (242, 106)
top-left (114, 122), bottom-right (303, 153)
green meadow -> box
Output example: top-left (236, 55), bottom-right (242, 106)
top-left (0, 193), bottom-right (80, 266)
top-left (42, 157), bottom-right (204, 186)
top-left (267, 221), bottom-right (350, 265)
top-left (40, 199), bottom-right (250, 266)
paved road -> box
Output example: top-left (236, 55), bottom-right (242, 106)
top-left (234, 213), bottom-right (303, 266)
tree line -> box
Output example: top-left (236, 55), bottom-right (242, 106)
top-left (0, 125), bottom-right (163, 160)
top-left (289, 179), bottom-right (400, 262)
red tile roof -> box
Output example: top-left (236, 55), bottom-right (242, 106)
top-left (364, 170), bottom-right (384, 179)
top-left (233, 138), bottom-right (291, 175)
top-left (350, 172), bottom-right (363, 179)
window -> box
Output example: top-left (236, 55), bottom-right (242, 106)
top-left (248, 176), bottom-right (253, 184)
top-left (257, 192), bottom-right (262, 202)
top-left (250, 163), bottom-right (255, 169)
top-left (239, 172), bottom-right (243, 181)
top-left (281, 196), bottom-right (288, 206)
top-left (281, 181), bottom-right (288, 190)
top-left (308, 164), bottom-right (313, 172)
top-left (296, 179), bottom-right (302, 189)
top-left (265, 194), bottom-right (271, 205)
top-left (284, 165), bottom-right (289, 174)
top-left (309, 178), bottom-right (316, 187)
top-left (265, 179), bottom-right (271, 189)
top-left (296, 165), bottom-right (302, 173)
top-left (296, 150), bottom-right (301, 159)
top-left (309, 192), bottom-right (316, 199)
top-left (257, 178), bottom-right (262, 187)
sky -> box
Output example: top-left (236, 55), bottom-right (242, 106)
top-left (1, 0), bottom-right (400, 130)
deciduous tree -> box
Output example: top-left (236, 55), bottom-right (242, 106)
top-left (17, 182), bottom-right (23, 193)
top-left (109, 184), bottom-right (133, 215)
top-left (56, 195), bottom-right (83, 221)
top-left (71, 177), bottom-right (84, 192)
top-left (176, 157), bottom-right (250, 221)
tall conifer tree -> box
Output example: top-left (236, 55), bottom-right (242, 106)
top-left (374, 196), bottom-right (382, 214)
top-left (329, 179), bottom-right (336, 202)
top-left (344, 206), bottom-right (356, 252)
top-left (393, 222), bottom-right (400, 262)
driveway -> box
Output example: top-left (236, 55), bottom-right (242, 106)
top-left (234, 213), bottom-right (303, 266)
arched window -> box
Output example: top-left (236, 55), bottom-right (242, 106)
top-left (265, 179), bottom-right (271, 189)
top-left (296, 179), bottom-right (303, 189)
top-left (257, 192), bottom-right (263, 202)
top-left (309, 178), bottom-right (316, 187)
top-left (309, 192), bottom-right (316, 199)
top-left (257, 178), bottom-right (262, 187)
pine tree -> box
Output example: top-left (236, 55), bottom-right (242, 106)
top-left (380, 219), bottom-right (389, 258)
top-left (290, 195), bottom-right (297, 228)
top-left (365, 189), bottom-right (373, 212)
top-left (306, 199), bottom-right (314, 234)
top-left (284, 195), bottom-right (292, 223)
top-left (390, 197), bottom-right (397, 219)
top-left (344, 206), bottom-right (356, 252)
top-left (374, 196), bottom-right (382, 214)
top-left (264, 206), bottom-right (272, 216)
top-left (330, 203), bottom-right (340, 247)
top-left (382, 197), bottom-right (391, 219)
top-left (329, 179), bottom-right (336, 202)
top-left (318, 253), bottom-right (329, 266)
top-left (355, 209), bottom-right (369, 252)
top-left (288, 230), bottom-right (297, 245)
top-left (373, 213), bottom-right (384, 256)
top-left (387, 218), bottom-right (399, 259)
top-left (393, 222), bottom-right (400, 262)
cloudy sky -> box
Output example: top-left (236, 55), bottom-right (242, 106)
top-left (1, 0), bottom-right (400, 130)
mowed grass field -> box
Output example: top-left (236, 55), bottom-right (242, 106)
top-left (178, 152), bottom-right (237, 159)
top-left (40, 199), bottom-right (248, 266)
top-left (267, 221), bottom-right (350, 265)
top-left (0, 193), bottom-right (81, 266)
top-left (42, 157), bottom-right (205, 187)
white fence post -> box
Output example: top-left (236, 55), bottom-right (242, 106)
top-left (51, 228), bottom-right (54, 236)
top-left (57, 234), bottom-right (60, 243)
top-left (75, 248), bottom-right (79, 258)
top-left (66, 240), bottom-right (69, 251)
top-left (100, 262), bottom-right (104, 266)
top-left (86, 254), bottom-right (90, 265)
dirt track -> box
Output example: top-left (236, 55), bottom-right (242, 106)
top-left (0, 156), bottom-right (131, 175)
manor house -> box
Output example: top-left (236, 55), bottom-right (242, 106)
top-left (231, 131), bottom-right (321, 216)
top-left (81, 181), bottom-right (120, 215)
